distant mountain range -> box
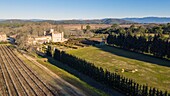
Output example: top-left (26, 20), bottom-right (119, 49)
top-left (123, 17), bottom-right (170, 23)
top-left (0, 19), bottom-right (34, 23)
top-left (44, 19), bottom-right (135, 24)
top-left (0, 17), bottom-right (170, 24)
top-left (0, 19), bottom-right (5, 21)
top-left (0, 19), bottom-right (134, 24)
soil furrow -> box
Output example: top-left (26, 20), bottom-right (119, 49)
top-left (0, 46), bottom-right (18, 96)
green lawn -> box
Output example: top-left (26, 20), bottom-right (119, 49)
top-left (36, 60), bottom-right (108, 96)
top-left (67, 45), bottom-right (170, 92)
top-left (15, 50), bottom-right (108, 96)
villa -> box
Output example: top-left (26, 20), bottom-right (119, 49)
top-left (28, 29), bottom-right (67, 45)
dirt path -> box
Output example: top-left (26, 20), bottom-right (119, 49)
top-left (22, 51), bottom-right (125, 96)
top-left (0, 45), bottom-right (123, 96)
top-left (22, 54), bottom-right (88, 96)
top-left (0, 45), bottom-right (89, 96)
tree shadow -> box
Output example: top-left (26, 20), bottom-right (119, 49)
top-left (94, 44), bottom-right (170, 67)
top-left (80, 38), bottom-right (170, 67)
top-left (39, 54), bottom-right (124, 96)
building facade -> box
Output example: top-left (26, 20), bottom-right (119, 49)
top-left (0, 33), bottom-right (7, 42)
top-left (28, 29), bottom-right (67, 45)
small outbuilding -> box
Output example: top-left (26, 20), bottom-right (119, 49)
top-left (0, 33), bottom-right (7, 42)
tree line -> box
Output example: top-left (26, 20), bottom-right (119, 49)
top-left (93, 23), bottom-right (170, 59)
top-left (94, 23), bottom-right (170, 35)
top-left (46, 46), bottom-right (170, 96)
top-left (107, 32), bottom-right (170, 59)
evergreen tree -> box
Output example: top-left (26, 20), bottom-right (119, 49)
top-left (53, 48), bottom-right (61, 61)
top-left (46, 45), bottom-right (52, 57)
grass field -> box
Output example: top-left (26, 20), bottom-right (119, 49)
top-left (36, 56), bottom-right (123, 96)
top-left (67, 45), bottom-right (170, 92)
top-left (15, 50), bottom-right (109, 96)
top-left (36, 59), bottom-right (108, 96)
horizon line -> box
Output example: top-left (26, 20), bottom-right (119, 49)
top-left (1, 16), bottom-right (170, 21)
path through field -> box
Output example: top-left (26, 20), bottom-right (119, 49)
top-left (0, 45), bottom-right (88, 96)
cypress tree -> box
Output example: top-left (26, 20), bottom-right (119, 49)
top-left (46, 45), bottom-right (52, 57)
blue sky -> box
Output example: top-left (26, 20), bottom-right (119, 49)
top-left (0, 0), bottom-right (170, 20)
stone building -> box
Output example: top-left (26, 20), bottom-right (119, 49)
top-left (28, 29), bottom-right (67, 45)
top-left (0, 33), bottom-right (7, 42)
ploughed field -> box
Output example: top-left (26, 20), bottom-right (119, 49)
top-left (0, 45), bottom-right (88, 96)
